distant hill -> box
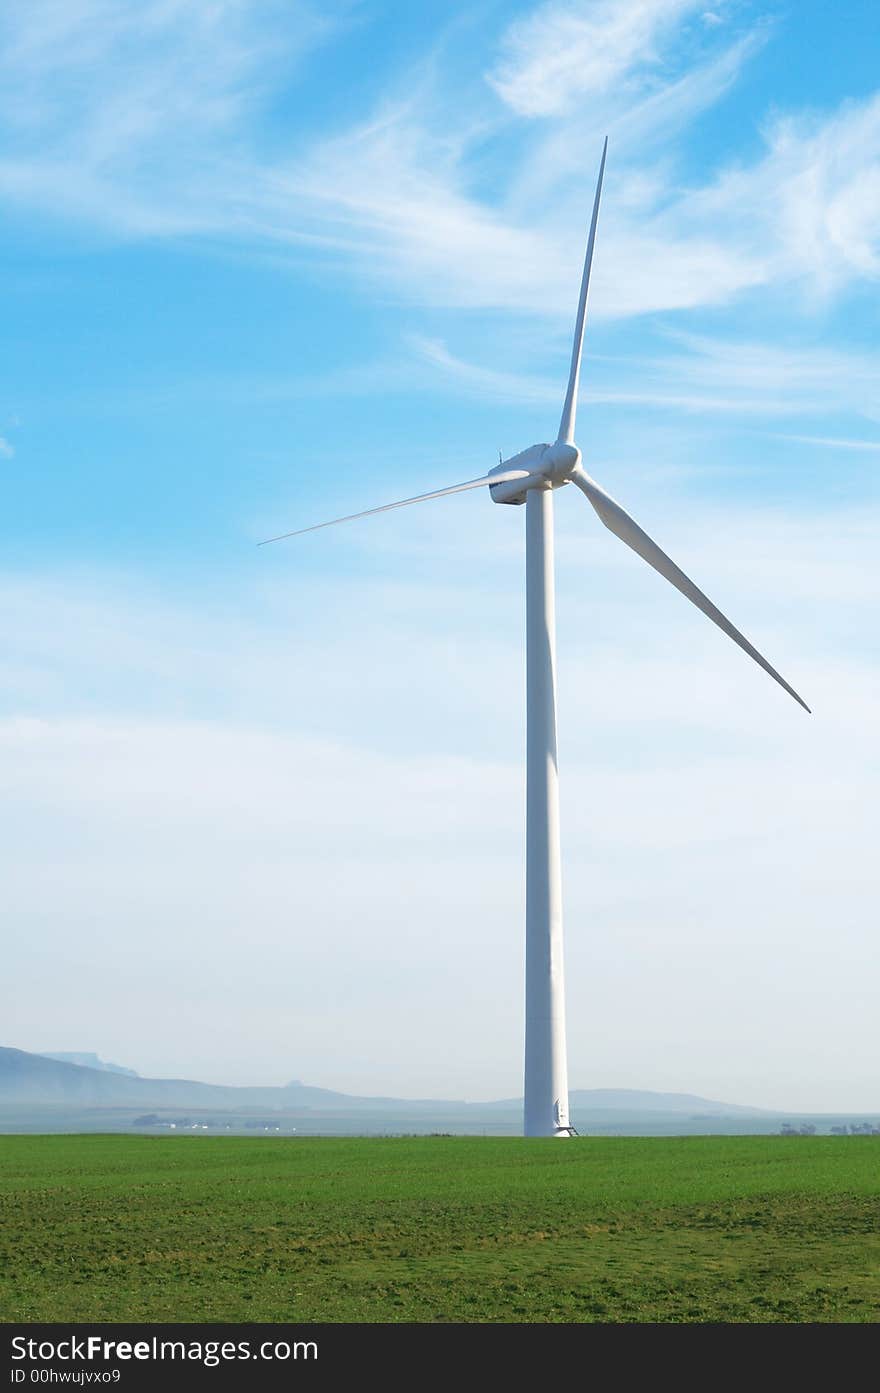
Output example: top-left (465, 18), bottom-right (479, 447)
top-left (569, 1089), bottom-right (768, 1116)
top-left (1, 1046), bottom-right (766, 1117)
top-left (484, 1088), bottom-right (769, 1115)
top-left (38, 1052), bottom-right (139, 1077)
top-left (0, 1048), bottom-right (460, 1112)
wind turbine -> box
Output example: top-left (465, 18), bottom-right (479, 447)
top-left (262, 140), bottom-right (809, 1138)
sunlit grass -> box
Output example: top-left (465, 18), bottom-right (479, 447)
top-left (1, 1135), bottom-right (877, 1322)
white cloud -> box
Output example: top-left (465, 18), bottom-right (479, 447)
top-left (410, 331), bottom-right (880, 422)
top-left (683, 92), bottom-right (880, 295)
top-left (269, 33), bottom-right (772, 319)
top-left (265, 38), bottom-right (880, 319)
top-left (0, 436), bottom-right (14, 458)
top-left (0, 0), bottom-right (336, 233)
top-left (773, 434), bottom-right (880, 452)
top-left (649, 332), bottom-right (880, 418)
top-left (488, 0), bottom-right (706, 117)
top-left (1, 0), bottom-right (878, 323)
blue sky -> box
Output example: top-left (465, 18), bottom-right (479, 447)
top-left (1, 1), bottom-right (878, 1110)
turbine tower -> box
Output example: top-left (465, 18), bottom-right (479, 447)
top-left (262, 140), bottom-right (809, 1138)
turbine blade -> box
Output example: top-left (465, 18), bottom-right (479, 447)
top-left (558, 136), bottom-right (607, 445)
top-left (259, 469), bottom-right (531, 545)
top-left (571, 467), bottom-right (810, 712)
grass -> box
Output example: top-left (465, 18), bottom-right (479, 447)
top-left (0, 1134), bottom-right (878, 1322)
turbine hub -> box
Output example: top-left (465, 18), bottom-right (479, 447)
top-left (540, 440), bottom-right (581, 483)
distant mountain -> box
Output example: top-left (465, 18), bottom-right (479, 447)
top-left (570, 1089), bottom-right (768, 1116)
top-left (38, 1052), bottom-right (139, 1078)
top-left (1, 1046), bottom-right (767, 1117)
top-left (0, 1048), bottom-right (463, 1112)
top-left (479, 1089), bottom-right (770, 1115)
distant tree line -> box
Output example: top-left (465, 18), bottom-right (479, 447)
top-left (780, 1121), bottom-right (880, 1136)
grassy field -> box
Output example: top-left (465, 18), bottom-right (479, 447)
top-left (0, 1135), bottom-right (877, 1323)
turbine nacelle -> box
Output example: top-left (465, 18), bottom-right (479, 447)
top-left (488, 440), bottom-right (582, 506)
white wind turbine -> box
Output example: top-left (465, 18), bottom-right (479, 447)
top-left (262, 141), bottom-right (809, 1138)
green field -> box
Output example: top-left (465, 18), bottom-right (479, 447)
top-left (1, 1135), bottom-right (877, 1323)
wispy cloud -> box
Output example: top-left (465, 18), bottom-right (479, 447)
top-left (654, 332), bottom-right (880, 417)
top-left (1, 1), bottom-right (878, 324)
top-left (683, 91), bottom-right (880, 295)
top-left (271, 14), bottom-right (771, 318)
top-left (0, 0), bottom-right (337, 232)
top-left (266, 16), bottom-right (880, 317)
top-left (0, 437), bottom-right (14, 458)
top-left (773, 434), bottom-right (880, 452)
top-left (488, 0), bottom-right (710, 117)
top-left (411, 332), bottom-right (880, 422)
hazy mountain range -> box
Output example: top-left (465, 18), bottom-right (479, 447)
top-left (1, 1046), bottom-right (760, 1113)
top-left (1, 1047), bottom-right (871, 1136)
